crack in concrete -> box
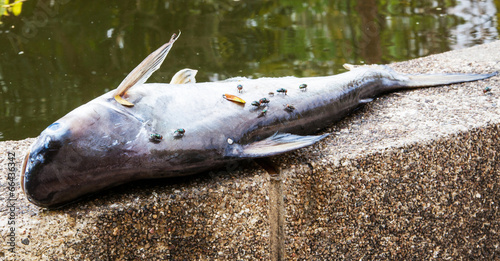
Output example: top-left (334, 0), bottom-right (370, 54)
top-left (255, 158), bottom-right (285, 260)
top-left (268, 172), bottom-right (285, 260)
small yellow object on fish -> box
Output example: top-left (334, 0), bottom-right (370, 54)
top-left (222, 94), bottom-right (246, 104)
top-left (114, 95), bottom-right (135, 107)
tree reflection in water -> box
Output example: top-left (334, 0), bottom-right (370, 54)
top-left (0, 0), bottom-right (498, 141)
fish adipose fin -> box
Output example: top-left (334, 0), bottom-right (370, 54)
top-left (114, 32), bottom-right (181, 106)
top-left (404, 72), bottom-right (498, 88)
top-left (227, 132), bottom-right (329, 158)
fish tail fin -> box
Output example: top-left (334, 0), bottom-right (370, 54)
top-left (403, 72), bottom-right (498, 88)
top-left (347, 63), bottom-right (497, 91)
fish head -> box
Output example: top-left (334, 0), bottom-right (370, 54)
top-left (20, 100), bottom-right (148, 208)
top-left (21, 120), bottom-right (72, 207)
top-left (20, 32), bottom-right (200, 208)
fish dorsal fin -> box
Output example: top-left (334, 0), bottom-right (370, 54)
top-left (226, 132), bottom-right (329, 158)
top-left (170, 68), bottom-right (198, 84)
top-left (114, 32), bottom-right (180, 106)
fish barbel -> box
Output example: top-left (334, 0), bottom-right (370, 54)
top-left (21, 33), bottom-right (497, 207)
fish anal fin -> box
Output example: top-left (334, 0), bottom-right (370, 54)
top-left (227, 133), bottom-right (329, 158)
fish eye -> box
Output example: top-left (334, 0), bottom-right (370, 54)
top-left (47, 122), bottom-right (60, 131)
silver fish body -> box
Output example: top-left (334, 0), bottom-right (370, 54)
top-left (21, 36), bottom-right (497, 208)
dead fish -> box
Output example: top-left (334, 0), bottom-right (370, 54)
top-left (21, 33), bottom-right (497, 208)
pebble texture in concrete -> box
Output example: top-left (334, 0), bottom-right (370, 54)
top-left (1, 41), bottom-right (500, 260)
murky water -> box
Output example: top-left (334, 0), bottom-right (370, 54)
top-left (0, 0), bottom-right (498, 141)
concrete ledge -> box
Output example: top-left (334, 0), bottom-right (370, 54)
top-left (1, 41), bottom-right (500, 260)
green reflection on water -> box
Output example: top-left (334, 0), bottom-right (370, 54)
top-left (0, 0), bottom-right (498, 141)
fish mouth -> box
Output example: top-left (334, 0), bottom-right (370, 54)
top-left (22, 136), bottom-right (64, 206)
top-left (21, 122), bottom-right (69, 207)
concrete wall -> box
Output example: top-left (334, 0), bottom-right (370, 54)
top-left (1, 41), bottom-right (499, 260)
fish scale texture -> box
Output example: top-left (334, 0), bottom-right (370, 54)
top-left (1, 40), bottom-right (500, 260)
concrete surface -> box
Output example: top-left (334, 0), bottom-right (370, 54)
top-left (1, 41), bottom-right (500, 260)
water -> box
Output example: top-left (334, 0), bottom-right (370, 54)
top-left (0, 0), bottom-right (498, 141)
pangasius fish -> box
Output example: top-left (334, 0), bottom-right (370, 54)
top-left (21, 33), bottom-right (497, 207)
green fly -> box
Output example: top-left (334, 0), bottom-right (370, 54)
top-left (258, 108), bottom-right (268, 118)
top-left (251, 101), bottom-right (261, 107)
top-left (277, 88), bottom-right (287, 95)
top-left (259, 98), bottom-right (270, 104)
top-left (284, 104), bottom-right (295, 112)
top-left (173, 128), bottom-right (185, 138)
top-left (150, 133), bottom-right (163, 143)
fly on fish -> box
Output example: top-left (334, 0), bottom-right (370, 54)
top-left (276, 88), bottom-right (287, 95)
top-left (149, 133), bottom-right (163, 143)
top-left (20, 32), bottom-right (497, 208)
top-left (173, 128), bottom-right (186, 138)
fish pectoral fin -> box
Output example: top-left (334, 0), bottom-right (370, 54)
top-left (227, 132), bottom-right (329, 158)
top-left (170, 68), bottom-right (198, 84)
